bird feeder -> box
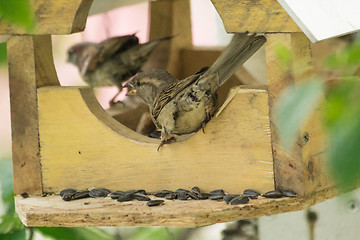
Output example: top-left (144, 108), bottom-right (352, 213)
top-left (5, 0), bottom-right (346, 227)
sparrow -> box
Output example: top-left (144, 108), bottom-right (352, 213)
top-left (125, 33), bottom-right (266, 150)
top-left (67, 34), bottom-right (172, 105)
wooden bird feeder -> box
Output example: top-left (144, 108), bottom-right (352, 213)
top-left (6, 0), bottom-right (342, 227)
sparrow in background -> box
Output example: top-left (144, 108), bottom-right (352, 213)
top-left (125, 33), bottom-right (266, 150)
top-left (67, 34), bottom-right (172, 105)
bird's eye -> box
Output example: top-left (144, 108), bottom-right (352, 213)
top-left (136, 81), bottom-right (141, 87)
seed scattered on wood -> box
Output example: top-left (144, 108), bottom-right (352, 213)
top-left (210, 189), bottom-right (225, 195)
top-left (21, 192), bottom-right (29, 198)
top-left (134, 193), bottom-right (151, 201)
top-left (62, 192), bottom-right (76, 201)
top-left (191, 186), bottom-right (201, 195)
top-left (187, 192), bottom-right (199, 200)
top-left (60, 189), bottom-right (77, 201)
top-left (177, 191), bottom-right (189, 200)
top-left (176, 188), bottom-right (190, 193)
top-left (224, 194), bottom-right (239, 204)
top-left (110, 191), bottom-right (126, 199)
top-left (113, 190), bottom-right (126, 195)
top-left (263, 190), bottom-right (283, 198)
top-left (165, 193), bottom-right (177, 200)
top-left (73, 190), bottom-right (90, 200)
top-left (89, 188), bottom-right (111, 198)
top-left (136, 189), bottom-right (147, 195)
top-left (154, 190), bottom-right (174, 198)
top-left (117, 194), bottom-right (135, 202)
top-left (209, 194), bottom-right (224, 200)
top-left (125, 190), bottom-right (138, 195)
top-left (230, 196), bottom-right (249, 205)
top-left (147, 199), bottom-right (164, 207)
top-left (243, 189), bottom-right (261, 199)
top-left (282, 190), bottom-right (297, 197)
top-left (60, 189), bottom-right (77, 198)
top-left (197, 193), bottom-right (211, 200)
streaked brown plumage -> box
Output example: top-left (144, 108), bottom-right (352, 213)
top-left (67, 34), bottom-right (172, 104)
top-left (125, 33), bottom-right (266, 150)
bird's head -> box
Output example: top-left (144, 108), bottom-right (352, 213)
top-left (66, 42), bottom-right (93, 66)
top-left (124, 69), bottom-right (177, 107)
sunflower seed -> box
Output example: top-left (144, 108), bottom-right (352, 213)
top-left (210, 189), bottom-right (225, 195)
top-left (191, 186), bottom-right (201, 195)
top-left (243, 189), bottom-right (261, 199)
top-left (60, 189), bottom-right (77, 201)
top-left (188, 192), bottom-right (199, 200)
top-left (125, 190), bottom-right (138, 195)
top-left (175, 188), bottom-right (190, 193)
top-left (21, 192), bottom-right (29, 198)
top-left (282, 190), bottom-right (297, 197)
top-left (136, 189), bottom-right (147, 195)
top-left (134, 193), bottom-right (151, 201)
top-left (154, 190), bottom-right (174, 198)
top-left (60, 189), bottom-right (77, 198)
top-left (177, 191), bottom-right (189, 200)
top-left (147, 200), bottom-right (164, 207)
top-left (117, 194), bottom-right (134, 202)
top-left (197, 193), bottom-right (211, 200)
top-left (73, 190), bottom-right (90, 200)
top-left (263, 190), bottom-right (283, 198)
top-left (89, 188), bottom-right (111, 198)
top-left (110, 191), bottom-right (126, 199)
top-left (224, 194), bottom-right (239, 204)
top-left (230, 196), bottom-right (249, 205)
top-left (165, 193), bottom-right (177, 200)
top-left (209, 194), bottom-right (224, 200)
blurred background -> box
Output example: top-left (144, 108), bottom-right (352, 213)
top-left (1, 0), bottom-right (360, 239)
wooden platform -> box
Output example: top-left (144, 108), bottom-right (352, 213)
top-left (15, 187), bottom-right (335, 227)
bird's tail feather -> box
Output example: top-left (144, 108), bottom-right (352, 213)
top-left (131, 36), bottom-right (174, 59)
top-left (207, 33), bottom-right (266, 86)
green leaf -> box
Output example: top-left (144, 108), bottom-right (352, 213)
top-left (36, 227), bottom-right (114, 240)
top-left (0, 42), bottom-right (7, 66)
top-left (0, 0), bottom-right (35, 31)
top-left (0, 160), bottom-right (15, 212)
top-left (325, 41), bottom-right (360, 70)
top-left (0, 214), bottom-right (24, 234)
top-left (274, 43), bottom-right (292, 68)
top-left (0, 229), bottom-right (26, 240)
top-left (274, 79), bottom-right (324, 149)
top-left (128, 227), bottom-right (172, 240)
top-left (323, 80), bottom-right (360, 188)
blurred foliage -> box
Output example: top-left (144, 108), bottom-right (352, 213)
top-left (275, 78), bottom-right (324, 149)
top-left (0, 0), bottom-right (35, 32)
top-left (0, 42), bottom-right (7, 66)
top-left (275, 35), bottom-right (360, 189)
top-left (325, 41), bottom-right (360, 74)
top-left (0, 0), bottom-right (36, 66)
top-left (274, 43), bottom-right (293, 68)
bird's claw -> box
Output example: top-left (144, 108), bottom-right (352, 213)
top-left (157, 137), bottom-right (176, 151)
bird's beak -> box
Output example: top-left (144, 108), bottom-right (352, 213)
top-left (124, 82), bottom-right (137, 96)
top-left (126, 89), bottom-right (137, 96)
top-left (124, 81), bottom-right (132, 88)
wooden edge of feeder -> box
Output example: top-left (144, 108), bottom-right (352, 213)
top-left (0, 0), bottom-right (92, 35)
top-left (210, 0), bottom-right (302, 33)
top-left (14, 187), bottom-right (336, 227)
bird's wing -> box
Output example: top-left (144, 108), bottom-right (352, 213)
top-left (152, 72), bottom-right (203, 120)
top-left (85, 34), bottom-right (139, 71)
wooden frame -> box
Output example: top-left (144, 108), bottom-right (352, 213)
top-left (4, 0), bottom-right (336, 227)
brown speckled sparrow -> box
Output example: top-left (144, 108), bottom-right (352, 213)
top-left (67, 34), bottom-right (172, 104)
top-left (125, 33), bottom-right (266, 150)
